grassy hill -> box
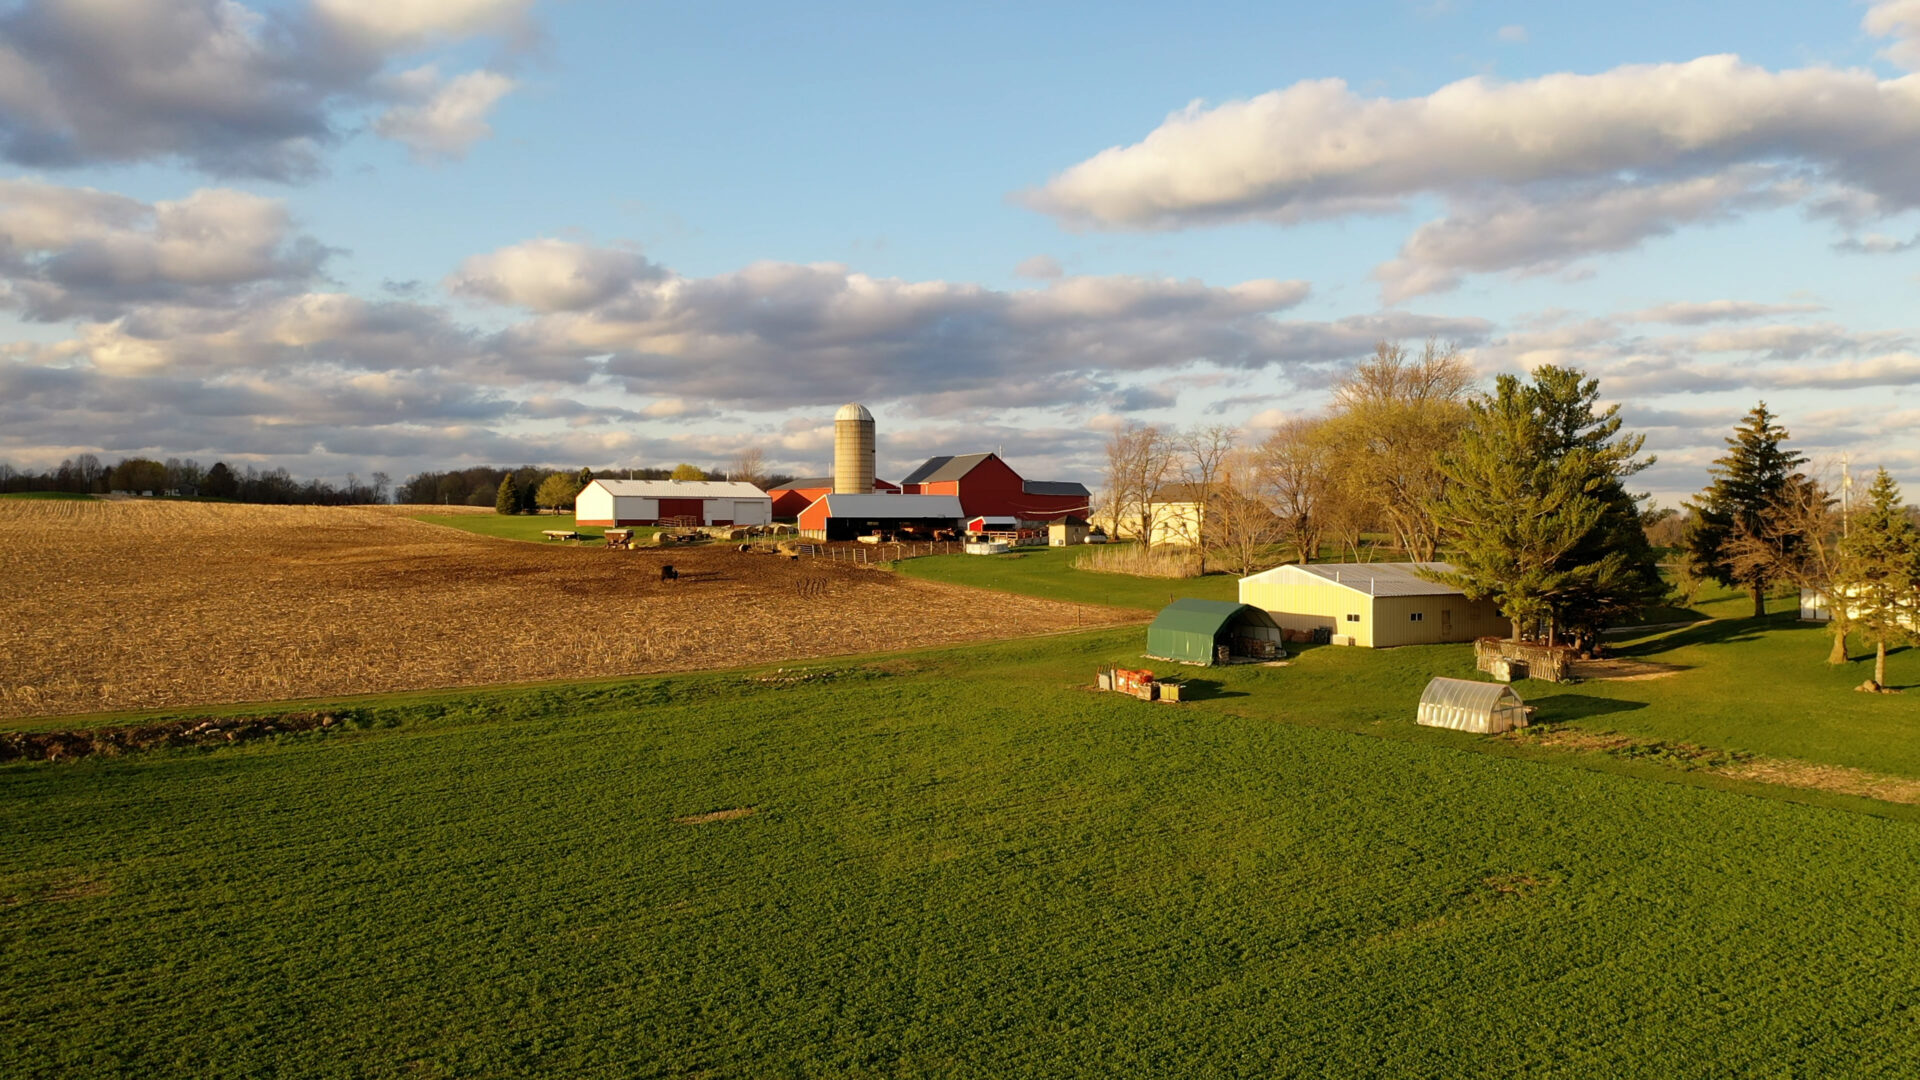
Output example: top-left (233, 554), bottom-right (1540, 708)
top-left (6, 621), bottom-right (1919, 1077)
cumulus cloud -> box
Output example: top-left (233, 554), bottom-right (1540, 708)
top-left (0, 180), bottom-right (328, 320)
top-left (1866, 0), bottom-right (1920, 71)
top-left (447, 238), bottom-right (660, 312)
top-left (1014, 254), bottom-right (1064, 279)
top-left (1496, 25), bottom-right (1528, 44)
top-left (374, 67), bottom-right (516, 160)
top-left (1024, 36), bottom-right (1920, 297)
top-left (0, 0), bottom-right (532, 178)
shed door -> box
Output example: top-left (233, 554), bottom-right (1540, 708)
top-left (1441, 608), bottom-right (1452, 635)
top-left (658, 498), bottom-right (704, 522)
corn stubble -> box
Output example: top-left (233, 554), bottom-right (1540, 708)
top-left (0, 501), bottom-right (1128, 720)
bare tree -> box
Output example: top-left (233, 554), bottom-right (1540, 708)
top-left (1176, 424), bottom-right (1237, 571)
top-left (1324, 339), bottom-right (1473, 560)
top-left (1102, 424), bottom-right (1175, 544)
top-left (1207, 448), bottom-right (1283, 576)
top-left (1723, 470), bottom-right (1851, 663)
top-left (1259, 416), bottom-right (1331, 563)
top-left (727, 447), bottom-right (769, 488)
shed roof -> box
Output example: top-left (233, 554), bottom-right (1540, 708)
top-left (590, 479), bottom-right (769, 499)
top-left (770, 477), bottom-right (832, 491)
top-left (1241, 561), bottom-right (1463, 597)
top-left (1418, 677), bottom-right (1522, 712)
top-left (1023, 479), bottom-right (1092, 497)
top-left (1149, 598), bottom-right (1282, 637)
top-left (811, 493), bottom-right (964, 518)
top-left (901, 453), bottom-right (997, 485)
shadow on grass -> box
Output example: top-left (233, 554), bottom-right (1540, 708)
top-left (1172, 679), bottom-right (1249, 701)
top-left (1614, 613), bottom-right (1809, 657)
top-left (1531, 694), bottom-right (1649, 723)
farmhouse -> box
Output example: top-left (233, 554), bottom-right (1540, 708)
top-left (1237, 562), bottom-right (1503, 647)
top-left (575, 479), bottom-right (773, 527)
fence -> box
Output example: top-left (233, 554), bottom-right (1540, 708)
top-left (793, 541), bottom-right (960, 565)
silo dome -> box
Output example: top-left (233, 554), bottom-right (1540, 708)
top-left (835, 402), bottom-right (873, 422)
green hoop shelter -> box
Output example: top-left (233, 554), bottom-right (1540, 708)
top-left (1146, 598), bottom-right (1285, 665)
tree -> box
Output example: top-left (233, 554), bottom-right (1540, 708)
top-left (495, 475), bottom-right (520, 515)
top-left (1207, 448), bottom-right (1283, 576)
top-left (1684, 404), bottom-right (1808, 617)
top-left (1720, 471), bottom-right (1851, 663)
top-left (1838, 469), bottom-right (1920, 689)
top-left (727, 448), bottom-right (768, 488)
top-left (370, 472), bottom-right (392, 504)
top-left (1177, 424), bottom-right (1237, 571)
top-left (575, 467), bottom-right (594, 491)
top-left (1324, 340), bottom-right (1473, 560)
top-left (1259, 416), bottom-right (1332, 563)
top-left (1101, 424), bottom-right (1175, 544)
top-left (535, 473), bottom-right (582, 514)
top-left (1427, 373), bottom-right (1609, 642)
top-left (201, 462), bottom-right (239, 499)
top-left (670, 463), bottom-right (708, 481)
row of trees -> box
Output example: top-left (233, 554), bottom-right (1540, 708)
top-left (1682, 405), bottom-right (1919, 686)
top-left (0, 455), bottom-right (391, 505)
top-left (402, 451), bottom-right (791, 512)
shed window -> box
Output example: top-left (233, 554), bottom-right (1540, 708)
top-left (1345, 613), bottom-right (1361, 622)
top-left (1410, 612), bottom-right (1424, 622)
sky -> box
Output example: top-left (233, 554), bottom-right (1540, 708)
top-left (3, 0), bottom-right (1920, 504)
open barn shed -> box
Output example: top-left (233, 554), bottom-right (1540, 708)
top-left (1416, 678), bottom-right (1529, 734)
top-left (1146, 599), bottom-right (1285, 665)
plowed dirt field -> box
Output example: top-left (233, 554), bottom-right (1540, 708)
top-left (0, 500), bottom-right (1130, 720)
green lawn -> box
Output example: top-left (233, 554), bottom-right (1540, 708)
top-left (408, 512), bottom-right (648, 545)
top-left (893, 544), bottom-right (1240, 609)
top-left (7, 626), bottom-right (1920, 1077)
top-left (0, 491), bottom-right (94, 500)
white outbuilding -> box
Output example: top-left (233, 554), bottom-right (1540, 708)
top-left (574, 479), bottom-right (772, 527)
top-left (1237, 562), bottom-right (1504, 647)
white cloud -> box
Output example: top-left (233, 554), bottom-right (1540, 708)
top-left (0, 0), bottom-right (532, 178)
top-left (373, 68), bottom-right (516, 161)
top-left (1496, 25), bottom-right (1527, 44)
top-left (1866, 0), bottom-right (1920, 71)
top-left (1014, 254), bottom-right (1064, 279)
top-left (1621, 300), bottom-right (1826, 324)
top-left (447, 238), bottom-right (659, 312)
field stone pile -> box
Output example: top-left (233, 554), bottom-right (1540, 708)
top-left (0, 710), bottom-right (362, 763)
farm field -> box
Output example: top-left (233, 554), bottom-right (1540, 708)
top-left (405, 510), bottom-right (628, 545)
top-left (0, 500), bottom-right (1128, 720)
top-left (6, 629), bottom-right (1920, 1077)
top-left (894, 544), bottom-right (1241, 609)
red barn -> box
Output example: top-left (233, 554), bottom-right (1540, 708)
top-left (767, 476), bottom-right (900, 519)
top-left (899, 453), bottom-right (1090, 521)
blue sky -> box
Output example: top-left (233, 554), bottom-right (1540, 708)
top-left (4, 0), bottom-right (1919, 502)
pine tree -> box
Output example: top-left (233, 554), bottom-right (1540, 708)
top-left (1839, 469), bottom-right (1919, 689)
top-left (1683, 403), bottom-right (1807, 618)
top-left (576, 467), bottom-right (594, 490)
top-left (495, 475), bottom-right (520, 516)
top-left (1428, 372), bottom-right (1607, 642)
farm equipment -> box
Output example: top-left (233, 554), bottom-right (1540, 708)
top-left (1095, 666), bottom-right (1183, 703)
top-left (603, 529), bottom-right (635, 549)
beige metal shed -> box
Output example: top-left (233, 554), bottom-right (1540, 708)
top-left (1237, 562), bottom-right (1504, 647)
top-left (1416, 678), bottom-right (1529, 734)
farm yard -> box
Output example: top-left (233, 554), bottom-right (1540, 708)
top-left (0, 500), bottom-right (1128, 720)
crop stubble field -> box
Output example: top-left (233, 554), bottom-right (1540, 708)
top-left (0, 500), bottom-right (1129, 720)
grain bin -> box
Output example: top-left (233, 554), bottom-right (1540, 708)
top-left (833, 403), bottom-right (876, 495)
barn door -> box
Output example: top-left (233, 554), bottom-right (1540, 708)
top-left (1441, 608), bottom-right (1452, 636)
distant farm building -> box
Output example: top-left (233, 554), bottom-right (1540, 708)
top-left (1146, 598), bottom-right (1286, 665)
top-left (1416, 677), bottom-right (1530, 734)
top-left (1237, 562), bottom-right (1502, 647)
top-left (1048, 516), bottom-right (1091, 546)
top-left (796, 493), bottom-right (964, 541)
top-left (900, 453), bottom-right (1090, 522)
top-left (575, 479), bottom-right (772, 527)
top-left (768, 477), bottom-right (900, 519)
top-left (1094, 483), bottom-right (1275, 548)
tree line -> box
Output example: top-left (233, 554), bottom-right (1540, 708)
top-left (1103, 340), bottom-right (1916, 669)
top-left (405, 451), bottom-right (795, 515)
top-left (0, 455), bottom-right (391, 505)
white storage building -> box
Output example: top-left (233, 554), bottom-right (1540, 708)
top-left (1237, 562), bottom-right (1504, 647)
top-left (574, 479), bottom-right (772, 527)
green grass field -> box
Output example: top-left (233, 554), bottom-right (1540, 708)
top-left (0, 491), bottom-right (94, 500)
top-left (408, 512), bottom-right (644, 544)
top-left (7, 618), bottom-right (1920, 1077)
top-left (893, 544), bottom-right (1241, 609)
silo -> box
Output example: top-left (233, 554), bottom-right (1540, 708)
top-left (833, 403), bottom-right (876, 494)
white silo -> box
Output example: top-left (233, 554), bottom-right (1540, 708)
top-left (833, 403), bottom-right (876, 494)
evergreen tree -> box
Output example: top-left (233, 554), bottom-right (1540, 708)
top-left (202, 462), bottom-right (238, 499)
top-left (1683, 403), bottom-right (1807, 618)
top-left (495, 474), bottom-right (520, 515)
top-left (1839, 469), bottom-right (1920, 689)
top-left (1428, 372), bottom-right (1608, 642)
top-left (576, 467), bottom-right (594, 490)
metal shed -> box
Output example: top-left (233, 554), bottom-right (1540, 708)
top-left (1146, 599), bottom-right (1285, 665)
top-left (1416, 678), bottom-right (1529, 734)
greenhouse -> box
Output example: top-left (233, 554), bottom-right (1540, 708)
top-left (1415, 677), bottom-right (1530, 734)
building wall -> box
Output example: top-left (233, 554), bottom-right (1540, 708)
top-left (1367, 594), bottom-right (1503, 647)
top-left (906, 455), bottom-right (1086, 521)
top-left (1239, 575), bottom-right (1372, 644)
top-left (1239, 571), bottom-right (1502, 647)
top-left (578, 488), bottom-right (771, 526)
top-left (770, 485), bottom-right (828, 518)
